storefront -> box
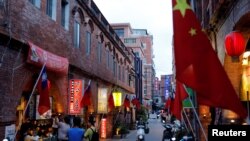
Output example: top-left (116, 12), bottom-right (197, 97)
top-left (15, 42), bottom-right (69, 140)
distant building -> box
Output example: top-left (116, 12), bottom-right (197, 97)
top-left (111, 23), bottom-right (155, 108)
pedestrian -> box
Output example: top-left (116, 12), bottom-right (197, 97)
top-left (84, 116), bottom-right (97, 141)
top-left (56, 115), bottom-right (70, 141)
top-left (67, 117), bottom-right (85, 141)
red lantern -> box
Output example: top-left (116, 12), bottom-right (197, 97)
top-left (224, 31), bottom-right (246, 57)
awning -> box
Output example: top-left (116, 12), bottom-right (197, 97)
top-left (27, 41), bottom-right (69, 75)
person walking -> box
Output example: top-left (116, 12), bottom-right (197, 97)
top-left (84, 116), bottom-right (97, 141)
top-left (67, 117), bottom-right (85, 141)
top-left (56, 115), bottom-right (70, 141)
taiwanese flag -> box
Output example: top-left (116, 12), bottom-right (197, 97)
top-left (172, 0), bottom-right (247, 118)
top-left (37, 67), bottom-right (50, 115)
top-left (80, 83), bottom-right (92, 108)
top-left (108, 93), bottom-right (115, 110)
top-left (170, 80), bottom-right (188, 120)
top-left (131, 97), bottom-right (140, 109)
top-left (123, 95), bottom-right (130, 108)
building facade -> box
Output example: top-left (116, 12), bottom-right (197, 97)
top-left (0, 0), bottom-right (135, 139)
top-left (188, 0), bottom-right (250, 140)
top-left (111, 23), bottom-right (155, 108)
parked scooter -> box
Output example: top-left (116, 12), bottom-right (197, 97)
top-left (136, 124), bottom-right (145, 141)
top-left (162, 123), bottom-right (173, 141)
top-left (162, 119), bottom-right (182, 141)
top-left (136, 119), bottom-right (149, 141)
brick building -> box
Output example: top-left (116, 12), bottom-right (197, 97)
top-left (0, 0), bottom-right (135, 139)
top-left (187, 0), bottom-right (250, 140)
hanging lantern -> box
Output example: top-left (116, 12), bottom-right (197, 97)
top-left (112, 91), bottom-right (122, 107)
top-left (224, 31), bottom-right (246, 61)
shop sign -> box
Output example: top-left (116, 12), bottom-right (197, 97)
top-left (100, 118), bottom-right (107, 138)
top-left (69, 79), bottom-right (83, 115)
top-left (5, 124), bottom-right (15, 141)
top-left (27, 41), bottom-right (69, 75)
top-left (97, 88), bottom-right (108, 113)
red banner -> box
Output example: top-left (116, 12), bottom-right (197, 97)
top-left (27, 41), bottom-right (69, 75)
top-left (69, 79), bottom-right (83, 115)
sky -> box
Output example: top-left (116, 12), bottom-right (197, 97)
top-left (93, 0), bottom-right (173, 78)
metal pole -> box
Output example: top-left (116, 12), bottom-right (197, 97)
top-left (13, 63), bottom-right (46, 141)
top-left (247, 91), bottom-right (250, 124)
top-left (188, 98), bottom-right (208, 141)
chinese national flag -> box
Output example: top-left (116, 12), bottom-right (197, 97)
top-left (37, 67), bottom-right (50, 115)
top-left (80, 84), bottom-right (92, 108)
top-left (170, 81), bottom-right (188, 120)
top-left (108, 93), bottom-right (115, 110)
top-left (123, 95), bottom-right (130, 108)
top-left (172, 0), bottom-right (247, 118)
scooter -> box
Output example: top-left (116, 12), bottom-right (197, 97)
top-left (162, 123), bottom-right (173, 141)
top-left (136, 122), bottom-right (145, 141)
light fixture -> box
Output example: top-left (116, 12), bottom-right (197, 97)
top-left (112, 90), bottom-right (122, 107)
top-left (224, 31), bottom-right (246, 62)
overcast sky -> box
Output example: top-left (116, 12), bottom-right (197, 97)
top-left (93, 0), bottom-right (173, 78)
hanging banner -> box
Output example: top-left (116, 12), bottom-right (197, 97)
top-left (27, 41), bottom-right (69, 75)
top-left (69, 79), bottom-right (84, 115)
top-left (97, 88), bottom-right (108, 113)
top-left (100, 118), bottom-right (107, 138)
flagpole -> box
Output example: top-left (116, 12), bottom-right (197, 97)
top-left (183, 108), bottom-right (195, 137)
top-left (13, 63), bottom-right (46, 141)
top-left (187, 97), bottom-right (208, 141)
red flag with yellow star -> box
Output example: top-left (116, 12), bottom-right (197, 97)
top-left (172, 0), bottom-right (247, 118)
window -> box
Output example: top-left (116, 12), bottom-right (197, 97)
top-left (118, 65), bottom-right (121, 80)
top-left (113, 61), bottom-right (116, 77)
top-left (73, 20), bottom-right (80, 48)
top-left (107, 51), bottom-right (110, 68)
top-left (46, 0), bottom-right (56, 20)
top-left (110, 54), bottom-right (113, 70)
top-left (29, 0), bottom-right (41, 8)
top-left (98, 42), bottom-right (102, 62)
top-left (114, 28), bottom-right (124, 37)
top-left (124, 38), bottom-right (136, 44)
top-left (86, 31), bottom-right (91, 55)
top-left (122, 67), bottom-right (125, 82)
top-left (61, 0), bottom-right (69, 30)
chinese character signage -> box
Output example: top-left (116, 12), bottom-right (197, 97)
top-left (69, 79), bottom-right (83, 114)
top-left (100, 118), bottom-right (107, 138)
top-left (97, 88), bottom-right (108, 113)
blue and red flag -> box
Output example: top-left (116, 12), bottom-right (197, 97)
top-left (37, 67), bottom-right (50, 115)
